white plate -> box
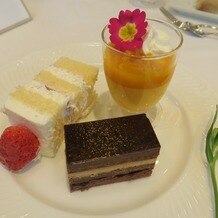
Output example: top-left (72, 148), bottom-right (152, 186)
top-left (0, 43), bottom-right (217, 218)
top-left (167, 0), bottom-right (218, 23)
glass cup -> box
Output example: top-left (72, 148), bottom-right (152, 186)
top-left (101, 18), bottom-right (183, 113)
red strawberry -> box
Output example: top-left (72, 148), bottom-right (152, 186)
top-left (0, 125), bottom-right (40, 171)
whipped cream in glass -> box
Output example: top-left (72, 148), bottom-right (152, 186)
top-left (143, 26), bottom-right (172, 54)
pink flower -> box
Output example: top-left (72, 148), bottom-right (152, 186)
top-left (108, 9), bottom-right (148, 52)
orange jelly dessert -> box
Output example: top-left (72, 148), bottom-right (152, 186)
top-left (102, 12), bottom-right (183, 113)
top-left (103, 46), bottom-right (176, 112)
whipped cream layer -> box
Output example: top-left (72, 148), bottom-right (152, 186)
top-left (143, 26), bottom-right (172, 55)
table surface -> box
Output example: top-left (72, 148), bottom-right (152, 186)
top-left (0, 0), bottom-right (217, 217)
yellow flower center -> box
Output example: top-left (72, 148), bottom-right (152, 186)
top-left (119, 23), bottom-right (137, 42)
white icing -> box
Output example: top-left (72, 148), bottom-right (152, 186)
top-left (4, 97), bottom-right (56, 157)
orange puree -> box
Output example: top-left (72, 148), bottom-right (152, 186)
top-left (104, 46), bottom-right (176, 89)
top-left (103, 46), bottom-right (177, 112)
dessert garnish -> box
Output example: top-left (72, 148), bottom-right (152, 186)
top-left (108, 9), bottom-right (148, 52)
top-left (0, 125), bottom-right (40, 171)
top-left (205, 105), bottom-right (218, 217)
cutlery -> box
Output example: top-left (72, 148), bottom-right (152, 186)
top-left (187, 23), bottom-right (218, 37)
top-left (160, 7), bottom-right (218, 37)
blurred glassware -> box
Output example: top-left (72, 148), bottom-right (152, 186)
top-left (130, 0), bottom-right (165, 9)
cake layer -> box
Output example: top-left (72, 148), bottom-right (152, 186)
top-left (25, 81), bottom-right (76, 121)
top-left (69, 168), bottom-right (152, 192)
top-left (26, 81), bottom-right (70, 106)
top-left (54, 57), bottom-right (98, 85)
top-left (69, 162), bottom-right (155, 184)
top-left (68, 158), bottom-right (156, 179)
top-left (35, 71), bottom-right (81, 93)
top-left (10, 86), bottom-right (60, 114)
top-left (65, 114), bottom-right (161, 173)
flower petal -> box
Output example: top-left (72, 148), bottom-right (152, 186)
top-left (109, 18), bottom-right (120, 25)
top-left (135, 22), bottom-right (148, 38)
top-left (132, 9), bottom-right (141, 19)
top-left (133, 38), bottom-right (143, 49)
top-left (110, 34), bottom-right (121, 45)
top-left (133, 11), bottom-right (146, 25)
top-left (119, 10), bottom-right (132, 25)
top-left (122, 41), bottom-right (135, 51)
top-left (109, 18), bottom-right (121, 28)
top-left (108, 9), bottom-right (148, 52)
top-left (119, 38), bottom-right (143, 51)
top-left (109, 18), bottom-right (122, 34)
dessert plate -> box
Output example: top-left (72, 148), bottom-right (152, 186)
top-left (167, 0), bottom-right (218, 23)
top-left (0, 43), bottom-right (217, 218)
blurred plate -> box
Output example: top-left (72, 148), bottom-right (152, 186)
top-left (167, 0), bottom-right (218, 23)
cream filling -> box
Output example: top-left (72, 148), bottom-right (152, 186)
top-left (69, 158), bottom-right (156, 179)
top-left (25, 81), bottom-right (70, 105)
top-left (46, 66), bottom-right (89, 89)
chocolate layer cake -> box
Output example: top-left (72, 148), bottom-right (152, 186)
top-left (64, 114), bottom-right (161, 191)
